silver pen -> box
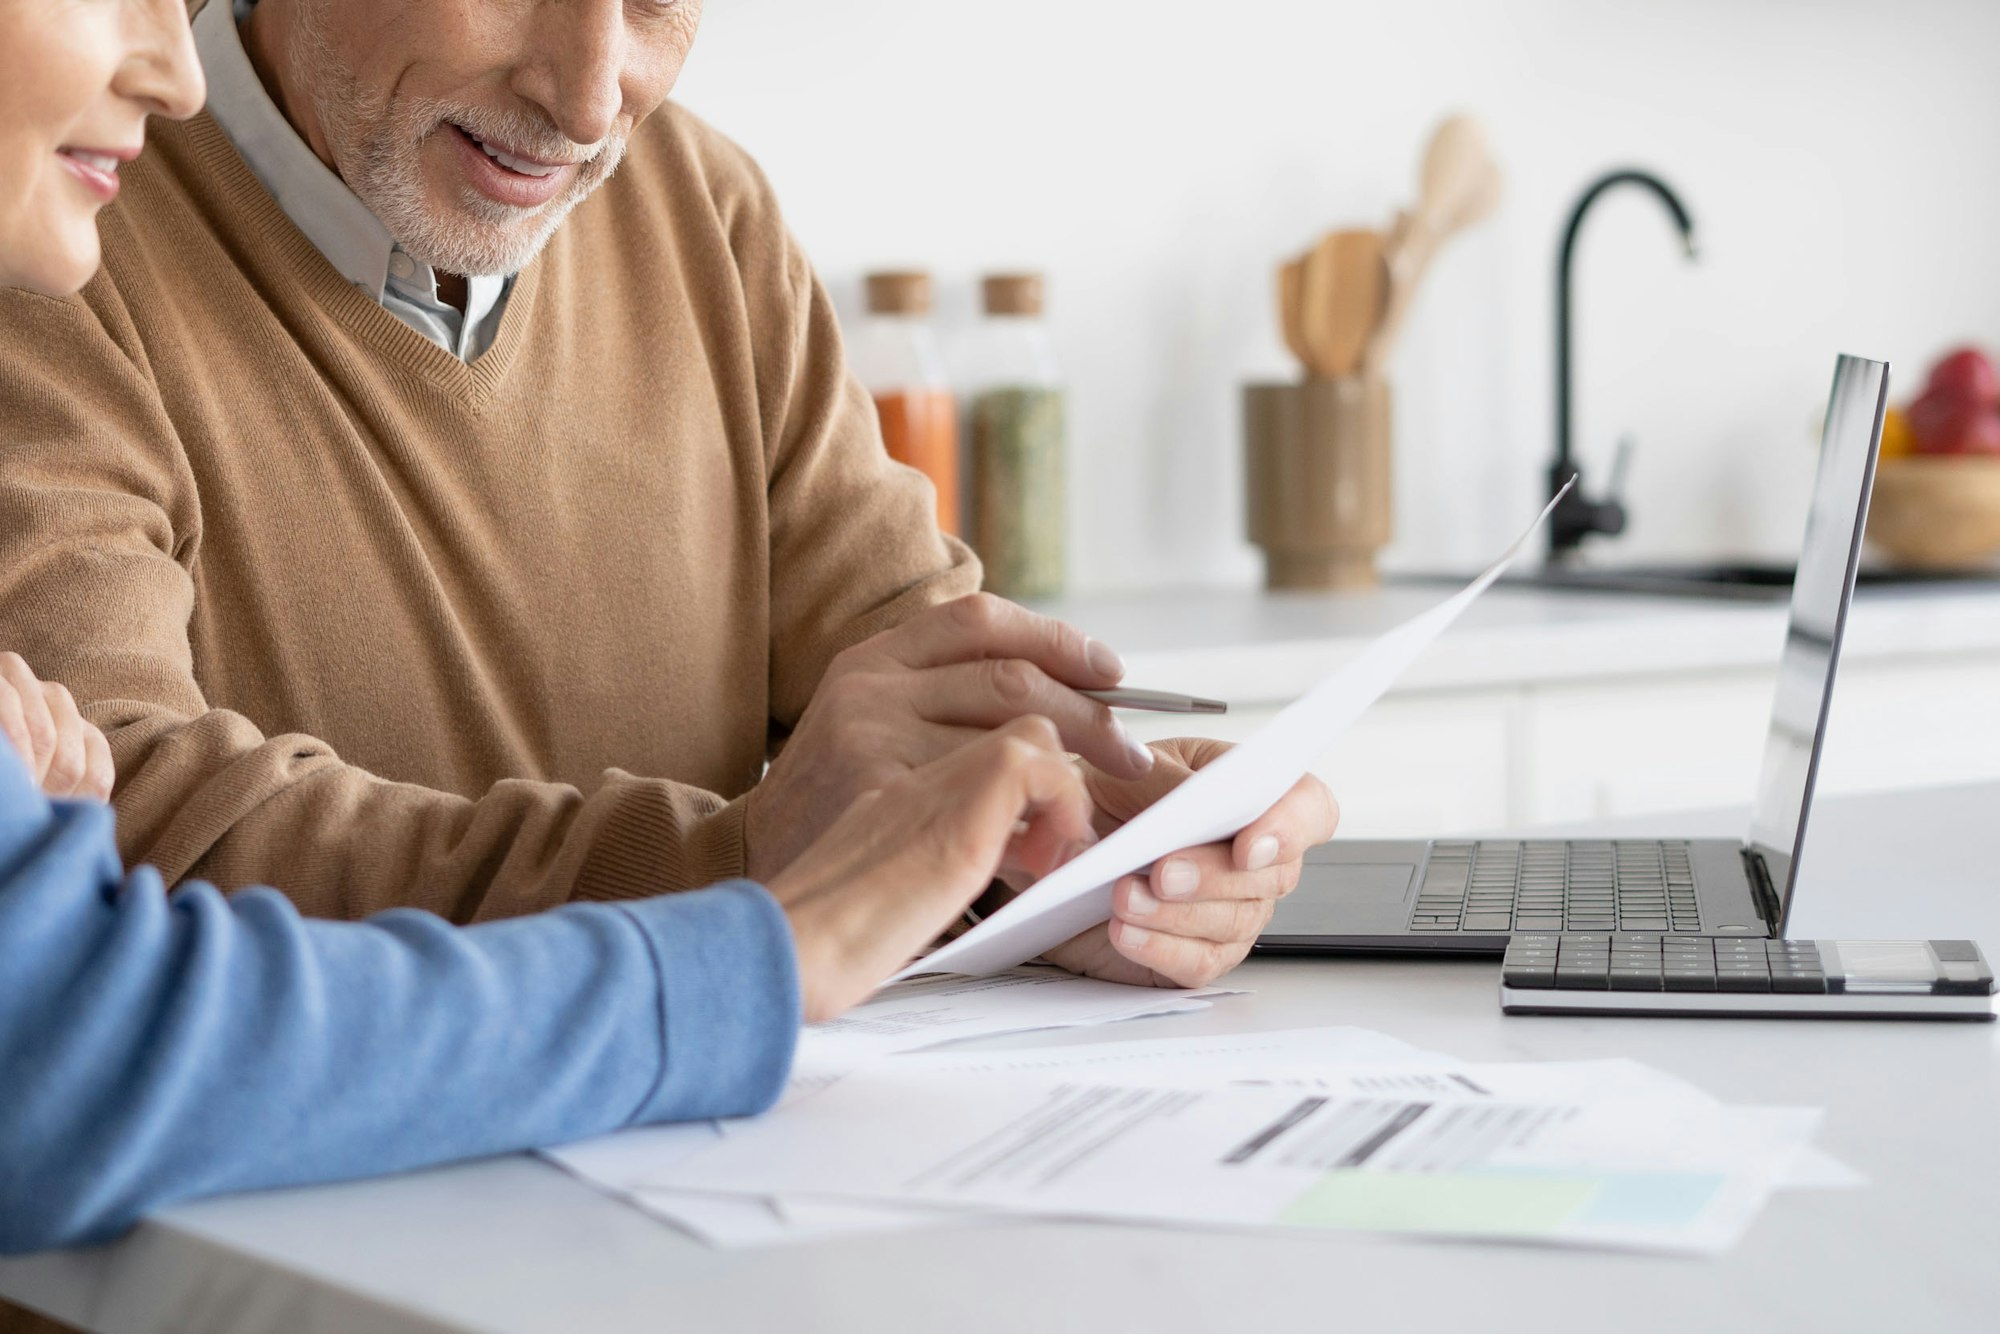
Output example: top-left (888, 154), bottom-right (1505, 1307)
top-left (1080, 688), bottom-right (1228, 715)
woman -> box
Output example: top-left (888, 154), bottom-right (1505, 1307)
top-left (0, 0), bottom-right (1095, 1258)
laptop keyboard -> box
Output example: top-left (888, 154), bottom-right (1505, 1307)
top-left (1406, 840), bottom-right (1703, 934)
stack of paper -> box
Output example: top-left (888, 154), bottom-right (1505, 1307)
top-left (546, 1027), bottom-right (1850, 1256)
top-left (649, 1063), bottom-right (1823, 1256)
top-left (543, 966), bottom-right (1245, 1246)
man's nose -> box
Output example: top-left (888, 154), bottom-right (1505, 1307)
top-left (121, 0), bottom-right (208, 122)
top-left (515, 0), bottom-right (629, 149)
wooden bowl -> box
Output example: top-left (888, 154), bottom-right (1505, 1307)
top-left (1866, 456), bottom-right (2000, 569)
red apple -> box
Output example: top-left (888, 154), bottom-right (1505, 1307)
top-left (1925, 346), bottom-right (2000, 407)
top-left (1907, 386), bottom-right (2000, 456)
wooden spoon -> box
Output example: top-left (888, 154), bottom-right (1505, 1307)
top-left (1299, 228), bottom-right (1386, 379)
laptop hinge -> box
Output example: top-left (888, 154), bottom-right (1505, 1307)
top-left (1740, 848), bottom-right (1783, 937)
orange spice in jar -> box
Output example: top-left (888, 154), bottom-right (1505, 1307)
top-left (852, 271), bottom-right (960, 535)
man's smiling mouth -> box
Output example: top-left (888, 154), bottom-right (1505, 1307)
top-left (454, 124), bottom-right (569, 178)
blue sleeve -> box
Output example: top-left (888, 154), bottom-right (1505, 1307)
top-left (0, 747), bottom-right (799, 1254)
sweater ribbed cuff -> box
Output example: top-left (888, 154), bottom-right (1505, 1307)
top-left (573, 781), bottom-right (750, 904)
top-left (611, 881), bottom-right (799, 1123)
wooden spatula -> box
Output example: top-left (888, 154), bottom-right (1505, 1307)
top-left (1363, 115), bottom-right (1502, 374)
top-left (1300, 228), bottom-right (1386, 379)
top-left (1419, 114), bottom-right (1502, 238)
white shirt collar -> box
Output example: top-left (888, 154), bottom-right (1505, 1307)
top-left (194, 0), bottom-right (511, 359)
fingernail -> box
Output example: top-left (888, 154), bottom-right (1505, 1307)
top-left (1125, 882), bottom-right (1160, 916)
top-left (1086, 637), bottom-right (1125, 680)
top-left (1124, 732), bottom-right (1155, 773)
top-left (1245, 834), bottom-right (1282, 872)
top-left (1159, 858), bottom-right (1200, 899)
top-left (1117, 922), bottom-right (1154, 950)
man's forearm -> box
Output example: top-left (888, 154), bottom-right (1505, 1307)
top-left (98, 704), bottom-right (752, 921)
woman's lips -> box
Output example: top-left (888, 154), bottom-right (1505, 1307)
top-left (446, 123), bottom-right (574, 209)
top-left (57, 147), bottom-right (135, 204)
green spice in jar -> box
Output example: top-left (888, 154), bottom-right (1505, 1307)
top-left (970, 386), bottom-right (1066, 599)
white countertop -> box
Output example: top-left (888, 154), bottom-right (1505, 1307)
top-left (7, 782), bottom-right (1999, 1334)
top-left (1028, 581), bottom-right (2000, 702)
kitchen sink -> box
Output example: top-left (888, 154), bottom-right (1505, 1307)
top-left (1396, 562), bottom-right (2000, 602)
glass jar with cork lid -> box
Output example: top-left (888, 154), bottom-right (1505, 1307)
top-left (961, 273), bottom-right (1066, 599)
top-left (851, 270), bottom-right (960, 534)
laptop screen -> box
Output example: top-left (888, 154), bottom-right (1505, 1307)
top-left (1744, 354), bottom-right (1889, 929)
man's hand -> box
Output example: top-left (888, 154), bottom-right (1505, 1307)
top-left (745, 594), bottom-right (1152, 883)
top-left (0, 652), bottom-right (113, 801)
top-left (1036, 738), bottom-right (1339, 988)
top-left (769, 716), bottom-right (1097, 1022)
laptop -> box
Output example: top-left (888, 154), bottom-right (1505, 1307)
top-left (1256, 353), bottom-right (1890, 956)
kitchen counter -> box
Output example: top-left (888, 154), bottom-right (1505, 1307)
top-left (1028, 580), bottom-right (2000, 704)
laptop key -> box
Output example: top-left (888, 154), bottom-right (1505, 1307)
top-left (1462, 914), bottom-right (1513, 931)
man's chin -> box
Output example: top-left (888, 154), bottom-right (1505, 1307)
top-left (396, 186), bottom-right (562, 279)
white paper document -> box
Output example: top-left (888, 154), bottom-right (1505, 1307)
top-left (889, 1024), bottom-right (1448, 1081)
top-left (896, 485), bottom-right (1571, 981)
top-left (541, 969), bottom-right (1241, 1242)
top-left (651, 1065), bottom-right (1820, 1256)
top-left (547, 1030), bottom-right (1846, 1251)
top-left (793, 967), bottom-right (1240, 1071)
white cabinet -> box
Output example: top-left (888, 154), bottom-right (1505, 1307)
top-left (1520, 671), bottom-right (1774, 826)
top-left (1122, 691), bottom-right (1515, 838)
top-left (1121, 649), bottom-right (2000, 839)
top-left (1814, 656), bottom-right (2000, 796)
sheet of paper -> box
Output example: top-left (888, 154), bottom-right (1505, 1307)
top-left (898, 1040), bottom-right (1858, 1192)
top-left (793, 966), bottom-right (1241, 1071)
top-left (620, 1189), bottom-right (998, 1246)
top-left (542, 968), bottom-right (1243, 1205)
top-left (653, 1065), bottom-right (1819, 1256)
top-left (896, 484), bottom-right (1572, 981)
top-left (890, 1025), bottom-right (1448, 1080)
top-left (546, 1033), bottom-right (1850, 1248)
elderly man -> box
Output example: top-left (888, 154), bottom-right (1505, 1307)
top-left (0, 0), bottom-right (1334, 989)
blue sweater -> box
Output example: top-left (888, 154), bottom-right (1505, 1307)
top-left (0, 747), bottom-right (798, 1253)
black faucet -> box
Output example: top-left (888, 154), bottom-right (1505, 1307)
top-left (1549, 169), bottom-right (1698, 560)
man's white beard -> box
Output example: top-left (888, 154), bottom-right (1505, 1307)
top-left (291, 3), bottom-right (626, 279)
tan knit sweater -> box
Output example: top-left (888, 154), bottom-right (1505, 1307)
top-left (0, 106), bottom-right (979, 924)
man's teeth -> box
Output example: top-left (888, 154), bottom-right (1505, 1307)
top-left (65, 151), bottom-right (119, 174)
top-left (467, 132), bottom-right (562, 178)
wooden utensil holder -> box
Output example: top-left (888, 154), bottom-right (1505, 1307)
top-left (1243, 376), bottom-right (1392, 590)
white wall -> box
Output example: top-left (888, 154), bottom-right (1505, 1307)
top-left (672, 0), bottom-right (2000, 594)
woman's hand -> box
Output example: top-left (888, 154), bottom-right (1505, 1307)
top-left (0, 652), bottom-right (114, 800)
top-left (767, 715), bottom-right (1096, 1022)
